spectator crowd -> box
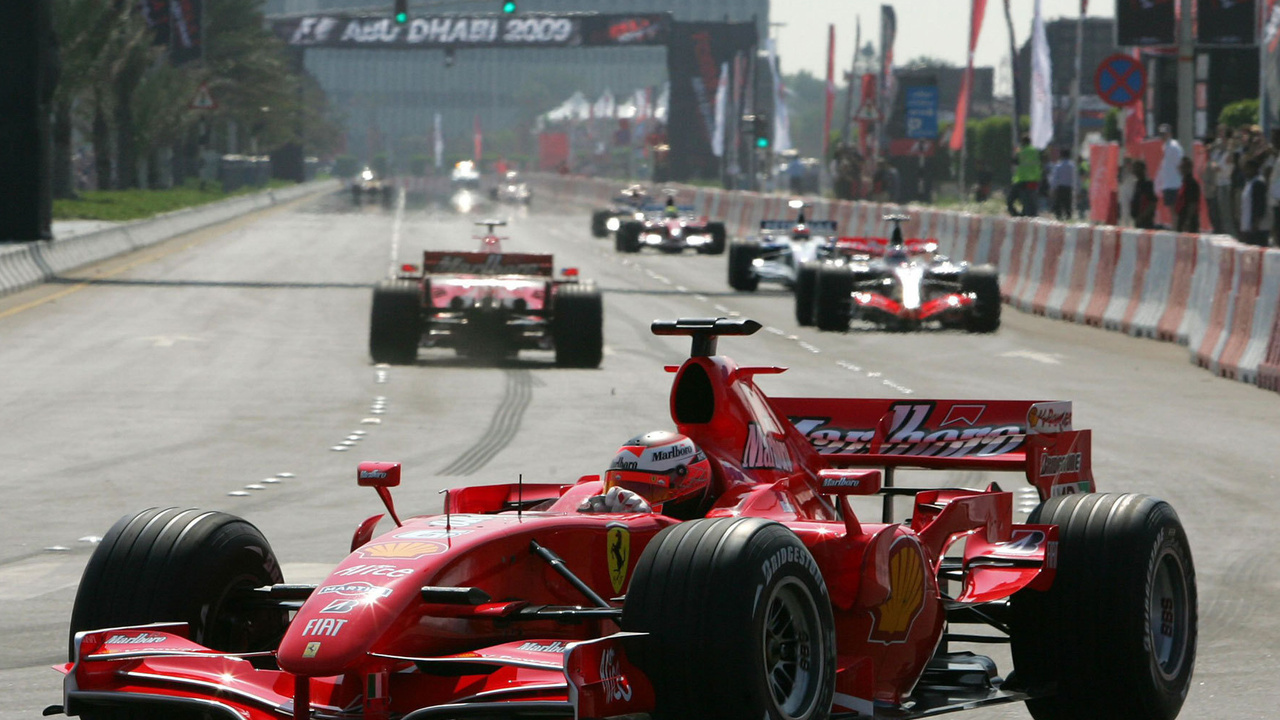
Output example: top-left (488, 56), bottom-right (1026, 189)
top-left (1001, 122), bottom-right (1280, 248)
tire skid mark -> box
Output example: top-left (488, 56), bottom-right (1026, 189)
top-left (438, 369), bottom-right (534, 476)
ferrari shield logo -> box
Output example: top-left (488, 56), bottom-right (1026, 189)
top-left (606, 524), bottom-right (630, 594)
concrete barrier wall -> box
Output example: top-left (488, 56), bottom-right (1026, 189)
top-left (538, 174), bottom-right (1280, 396)
top-left (0, 180), bottom-right (338, 298)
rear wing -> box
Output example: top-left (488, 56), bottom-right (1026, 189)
top-left (770, 397), bottom-right (1093, 500)
top-left (760, 219), bottom-right (839, 234)
top-left (834, 237), bottom-right (939, 257)
top-left (422, 251), bottom-right (553, 277)
top-left (640, 204), bottom-right (696, 214)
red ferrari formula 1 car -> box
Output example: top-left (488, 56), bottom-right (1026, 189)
top-left (54, 318), bottom-right (1195, 720)
top-left (368, 220), bottom-right (602, 367)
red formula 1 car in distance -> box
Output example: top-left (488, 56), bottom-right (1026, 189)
top-left (801, 215), bottom-right (1002, 333)
top-left (55, 318), bottom-right (1196, 720)
top-left (615, 196), bottom-right (726, 255)
top-left (368, 220), bottom-right (602, 366)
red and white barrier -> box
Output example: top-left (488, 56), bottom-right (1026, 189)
top-left (536, 172), bottom-right (1280, 395)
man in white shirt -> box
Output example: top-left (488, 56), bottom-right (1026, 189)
top-left (1048, 147), bottom-right (1076, 220)
top-left (1155, 124), bottom-right (1184, 223)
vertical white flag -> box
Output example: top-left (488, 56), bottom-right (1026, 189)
top-left (712, 62), bottom-right (729, 157)
top-left (766, 38), bottom-right (793, 153)
top-left (1029, 0), bottom-right (1054, 149)
top-left (433, 113), bottom-right (443, 169)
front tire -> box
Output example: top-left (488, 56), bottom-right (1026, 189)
top-left (369, 279), bottom-right (422, 364)
top-left (623, 517), bottom-right (835, 720)
top-left (552, 282), bottom-right (603, 368)
top-left (616, 222), bottom-right (642, 253)
top-left (1009, 493), bottom-right (1197, 720)
top-left (700, 222), bottom-right (727, 255)
top-left (69, 507), bottom-right (286, 661)
top-left (728, 240), bottom-right (761, 291)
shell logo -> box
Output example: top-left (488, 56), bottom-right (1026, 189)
top-left (357, 541), bottom-right (446, 560)
top-left (868, 538), bottom-right (927, 644)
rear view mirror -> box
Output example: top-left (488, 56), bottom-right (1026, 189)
top-left (358, 462), bottom-right (401, 488)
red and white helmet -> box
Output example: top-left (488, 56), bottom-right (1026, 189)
top-left (605, 431), bottom-right (711, 512)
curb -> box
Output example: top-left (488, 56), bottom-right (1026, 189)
top-left (0, 179), bottom-right (339, 298)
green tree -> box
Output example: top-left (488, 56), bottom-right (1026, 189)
top-left (50, 0), bottom-right (122, 197)
top-left (1219, 99), bottom-right (1260, 130)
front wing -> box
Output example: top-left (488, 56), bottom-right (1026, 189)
top-left (58, 625), bottom-right (653, 720)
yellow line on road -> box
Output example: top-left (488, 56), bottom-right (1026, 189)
top-left (0, 192), bottom-right (320, 321)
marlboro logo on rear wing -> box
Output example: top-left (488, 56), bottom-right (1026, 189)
top-left (422, 251), bottom-right (553, 276)
top-left (771, 398), bottom-right (1095, 500)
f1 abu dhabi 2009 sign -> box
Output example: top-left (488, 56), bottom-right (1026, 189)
top-left (272, 13), bottom-right (671, 49)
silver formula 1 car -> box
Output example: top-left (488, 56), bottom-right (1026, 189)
top-left (800, 215), bottom-right (1001, 333)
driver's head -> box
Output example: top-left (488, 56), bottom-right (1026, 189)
top-left (605, 431), bottom-right (711, 519)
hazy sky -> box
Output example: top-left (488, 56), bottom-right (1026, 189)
top-left (774, 0), bottom-right (1114, 83)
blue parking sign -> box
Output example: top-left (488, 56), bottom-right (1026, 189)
top-left (905, 86), bottom-right (938, 139)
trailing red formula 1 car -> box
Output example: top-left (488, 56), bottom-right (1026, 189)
top-left (368, 220), bottom-right (602, 367)
top-left (54, 318), bottom-right (1195, 720)
top-left (801, 216), bottom-right (1001, 333)
top-left (615, 196), bottom-right (726, 255)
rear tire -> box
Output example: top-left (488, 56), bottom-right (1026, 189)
top-left (728, 240), bottom-right (761, 291)
top-left (794, 261), bottom-right (819, 326)
top-left (591, 210), bottom-right (611, 238)
top-left (1009, 493), bottom-right (1197, 720)
top-left (962, 264), bottom-right (1001, 333)
top-left (623, 517), bottom-right (836, 720)
top-left (814, 265), bottom-right (854, 332)
top-left (369, 279), bottom-right (422, 364)
top-left (69, 508), bottom-right (286, 661)
top-left (552, 282), bottom-right (603, 368)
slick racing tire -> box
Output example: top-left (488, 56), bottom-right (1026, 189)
top-left (69, 508), bottom-right (287, 663)
top-left (623, 517), bottom-right (836, 720)
top-left (552, 282), bottom-right (603, 368)
top-left (369, 279), bottom-right (422, 365)
top-left (700, 222), bottom-right (727, 255)
top-left (814, 265), bottom-right (855, 332)
top-left (591, 210), bottom-right (611, 238)
top-left (728, 240), bottom-right (761, 291)
top-left (794, 261), bottom-right (820, 327)
top-left (616, 222), bottom-right (642, 253)
top-left (961, 264), bottom-right (1001, 333)
top-left (1009, 493), bottom-right (1197, 720)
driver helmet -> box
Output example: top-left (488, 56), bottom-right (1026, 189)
top-left (664, 197), bottom-right (679, 218)
top-left (605, 431), bottom-right (711, 515)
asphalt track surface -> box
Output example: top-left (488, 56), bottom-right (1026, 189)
top-left (1, 187), bottom-right (1277, 719)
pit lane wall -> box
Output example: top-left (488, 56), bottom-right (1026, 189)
top-left (538, 175), bottom-right (1280, 395)
top-left (0, 179), bottom-right (339, 299)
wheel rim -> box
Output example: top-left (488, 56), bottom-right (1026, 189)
top-left (761, 577), bottom-right (824, 719)
top-left (1149, 547), bottom-right (1191, 679)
